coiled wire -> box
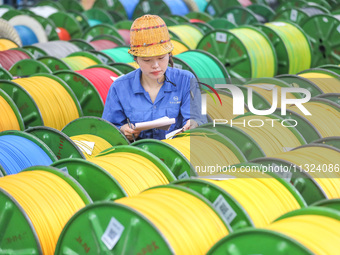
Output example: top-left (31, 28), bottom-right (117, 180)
top-left (0, 38), bottom-right (18, 51)
top-left (0, 93), bottom-right (21, 132)
top-left (0, 49), bottom-right (30, 70)
top-left (168, 25), bottom-right (204, 49)
top-left (70, 134), bottom-right (112, 159)
top-left (14, 25), bottom-right (38, 46)
top-left (101, 47), bottom-right (134, 63)
top-left (89, 39), bottom-right (118, 51)
top-left (298, 72), bottom-right (340, 93)
top-left (32, 41), bottom-right (81, 58)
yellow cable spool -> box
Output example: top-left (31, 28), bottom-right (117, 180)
top-left (204, 174), bottom-right (301, 227)
top-left (12, 76), bottom-right (80, 130)
top-left (244, 84), bottom-right (297, 107)
top-left (61, 56), bottom-right (98, 71)
top-left (171, 39), bottom-right (189, 55)
top-left (272, 146), bottom-right (340, 198)
top-left (267, 214), bottom-right (340, 254)
top-left (117, 187), bottom-right (229, 255)
top-left (168, 25), bottom-right (203, 49)
top-left (88, 151), bottom-right (169, 196)
top-left (70, 134), bottom-right (113, 159)
top-left (207, 92), bottom-right (247, 119)
top-left (229, 27), bottom-right (276, 78)
top-left (0, 38), bottom-right (18, 51)
top-left (162, 135), bottom-right (241, 176)
top-left (235, 115), bottom-right (303, 156)
top-left (298, 72), bottom-right (340, 93)
top-left (288, 101), bottom-right (340, 137)
top-left (0, 170), bottom-right (86, 254)
top-left (0, 94), bottom-right (20, 131)
top-left (128, 61), bottom-right (140, 69)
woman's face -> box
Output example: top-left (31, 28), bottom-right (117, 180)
top-left (136, 53), bottom-right (169, 81)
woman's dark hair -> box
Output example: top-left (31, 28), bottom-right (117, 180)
top-left (133, 53), bottom-right (173, 67)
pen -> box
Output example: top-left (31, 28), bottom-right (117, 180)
top-left (126, 118), bottom-right (136, 142)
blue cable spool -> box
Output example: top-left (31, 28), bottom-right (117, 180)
top-left (164, 0), bottom-right (190, 16)
top-left (195, 0), bottom-right (208, 12)
top-left (13, 25), bottom-right (38, 46)
top-left (0, 131), bottom-right (57, 175)
top-left (119, 0), bottom-right (139, 20)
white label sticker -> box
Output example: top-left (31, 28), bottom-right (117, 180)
top-left (272, 163), bottom-right (292, 182)
top-left (45, 24), bottom-right (52, 35)
top-left (216, 32), bottom-right (227, 43)
top-left (101, 217), bottom-right (124, 250)
top-left (337, 24), bottom-right (340, 34)
top-left (106, 0), bottom-right (114, 7)
top-left (110, 76), bottom-right (118, 82)
top-left (178, 171), bottom-right (189, 180)
top-left (290, 9), bottom-right (298, 21)
top-left (73, 140), bottom-right (95, 156)
top-left (213, 195), bottom-right (237, 224)
top-left (142, 1), bottom-right (150, 12)
top-left (207, 6), bottom-right (216, 16)
top-left (59, 167), bottom-right (69, 174)
top-left (173, 63), bottom-right (182, 69)
top-left (227, 13), bottom-right (235, 24)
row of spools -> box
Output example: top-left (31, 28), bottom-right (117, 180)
top-left (1, 0), bottom-right (340, 254)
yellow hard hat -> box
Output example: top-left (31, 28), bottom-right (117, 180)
top-left (128, 15), bottom-right (174, 57)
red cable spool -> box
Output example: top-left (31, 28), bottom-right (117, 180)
top-left (56, 27), bottom-right (71, 41)
top-left (75, 67), bottom-right (119, 104)
top-left (89, 39), bottom-right (119, 50)
top-left (190, 19), bottom-right (205, 23)
top-left (239, 0), bottom-right (252, 6)
top-left (0, 50), bottom-right (30, 70)
top-left (118, 29), bottom-right (130, 45)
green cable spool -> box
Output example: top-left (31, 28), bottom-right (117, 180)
top-left (132, 139), bottom-right (197, 179)
top-left (207, 228), bottom-right (313, 255)
top-left (256, 21), bottom-right (312, 75)
top-left (276, 0), bottom-right (309, 13)
top-left (90, 34), bottom-right (125, 47)
top-left (302, 14), bottom-right (340, 66)
top-left (92, 0), bottom-right (127, 19)
top-left (83, 8), bottom-right (114, 25)
top-left (109, 63), bottom-right (136, 74)
top-left (220, 7), bottom-right (261, 26)
top-left (161, 16), bottom-right (179, 26)
top-left (274, 206), bottom-right (340, 222)
top-left (313, 136), bottom-right (340, 150)
top-left (200, 123), bottom-right (266, 161)
top-left (0, 74), bottom-right (82, 128)
top-left (168, 24), bottom-right (204, 49)
top-left (309, 0), bottom-right (332, 11)
top-left (272, 109), bottom-right (322, 143)
top-left (190, 21), bottom-right (215, 34)
top-left (49, 11), bottom-right (83, 39)
top-left (132, 0), bottom-right (171, 20)
top-left (9, 59), bottom-right (52, 76)
top-left (319, 64), bottom-right (340, 76)
top-left (22, 45), bottom-right (52, 59)
top-left (69, 38), bottom-right (95, 51)
top-left (0, 67), bottom-right (13, 80)
top-left (196, 26), bottom-right (277, 81)
top-left (185, 11), bottom-right (214, 22)
top-left (51, 158), bottom-right (127, 202)
top-left (68, 10), bottom-right (90, 32)
top-left (62, 116), bottom-right (129, 147)
top-left (204, 0), bottom-right (242, 17)
top-left (66, 51), bottom-right (103, 66)
top-left (170, 56), bottom-right (198, 78)
top-left (248, 3), bottom-right (276, 22)
top-left (101, 46), bottom-right (134, 63)
top-left (276, 74), bottom-right (323, 97)
top-left (315, 93), bottom-right (340, 106)
top-left (30, 14), bottom-right (59, 41)
top-left (312, 198), bottom-right (340, 211)
top-left (114, 19), bottom-right (133, 30)
top-left (174, 50), bottom-right (230, 87)
top-left (87, 50), bottom-right (115, 65)
top-left (83, 24), bottom-right (124, 43)
top-left (59, 0), bottom-right (84, 12)
top-left (0, 88), bottom-right (25, 131)
top-left (207, 18), bottom-right (238, 30)
top-left (35, 0), bottom-right (65, 10)
top-left (38, 56), bottom-right (73, 72)
top-left (170, 14), bottom-right (191, 24)
top-left (25, 126), bottom-right (85, 160)
top-left (1, 9), bottom-right (24, 20)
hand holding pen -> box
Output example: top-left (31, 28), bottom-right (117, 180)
top-left (120, 118), bottom-right (140, 142)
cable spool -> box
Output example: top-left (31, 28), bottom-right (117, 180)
top-left (257, 21), bottom-right (312, 74)
top-left (233, 115), bottom-right (305, 156)
top-left (83, 8), bottom-right (114, 26)
top-left (315, 93), bottom-right (340, 106)
top-left (287, 100), bottom-right (340, 137)
top-left (274, 7), bottom-right (327, 26)
top-left (132, 0), bottom-right (171, 20)
top-left (208, 207), bottom-right (340, 255)
top-left (207, 18), bottom-right (238, 30)
top-left (55, 185), bottom-right (229, 254)
top-left (164, 0), bottom-right (190, 15)
top-left (0, 88), bottom-right (24, 132)
top-left (162, 130), bottom-right (246, 176)
top-left (220, 6), bottom-right (263, 25)
top-left (117, 29), bottom-right (130, 45)
top-left (101, 46), bottom-right (134, 63)
top-left (313, 198), bottom-right (340, 211)
top-left (195, 0), bottom-right (209, 12)
top-left (0, 49), bottom-right (30, 70)
top-left (0, 166), bottom-right (90, 254)
top-left (49, 12), bottom-right (83, 40)
top-left (173, 50), bottom-right (230, 87)
top-left (297, 69), bottom-right (340, 93)
top-left (168, 24), bottom-right (203, 49)
top-left (247, 3), bottom-right (276, 23)
top-left (313, 136), bottom-right (340, 151)
top-left (24, 40), bottom-right (81, 59)
top-left (204, 0), bottom-right (242, 17)
top-left (61, 56), bottom-right (98, 71)
top-left (0, 130), bottom-right (56, 175)
top-left (28, 5), bottom-right (58, 18)
top-left (197, 27), bottom-right (277, 80)
top-left (89, 39), bottom-right (118, 51)
top-left (0, 18), bottom-right (22, 47)
top-left (118, 0), bottom-right (139, 20)
top-left (0, 75), bottom-right (82, 130)
top-left (171, 38), bottom-right (189, 55)
top-left (56, 27), bottom-right (71, 41)
top-left (0, 38), bottom-right (18, 50)
top-left (13, 25), bottom-right (38, 45)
